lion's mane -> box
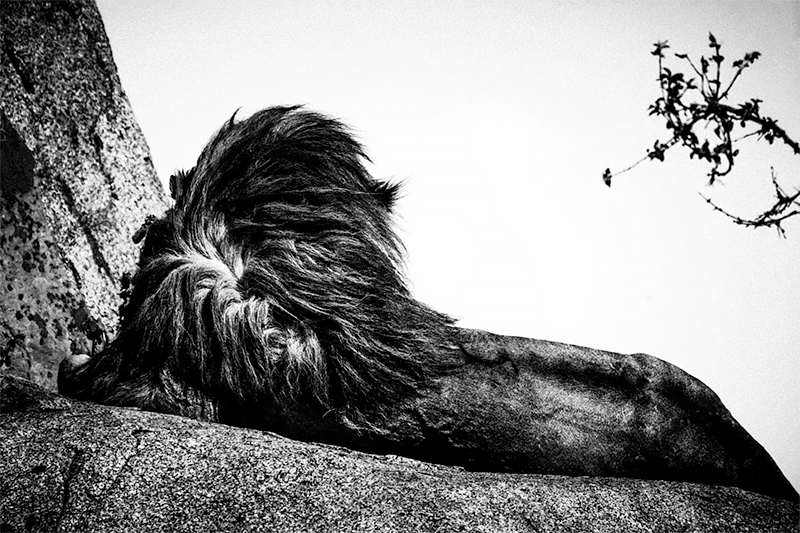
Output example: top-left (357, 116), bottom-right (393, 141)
top-left (63, 106), bottom-right (460, 421)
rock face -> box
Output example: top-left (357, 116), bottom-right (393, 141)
top-left (1, 376), bottom-right (797, 533)
top-left (0, 0), bottom-right (170, 389)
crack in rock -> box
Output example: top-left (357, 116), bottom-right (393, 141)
top-left (55, 447), bottom-right (86, 531)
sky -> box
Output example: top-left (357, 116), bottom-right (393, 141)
top-left (95, 0), bottom-right (800, 493)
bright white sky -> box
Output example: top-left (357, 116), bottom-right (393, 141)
top-left (96, 0), bottom-right (800, 492)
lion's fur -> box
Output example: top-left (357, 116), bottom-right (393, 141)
top-left (62, 106), bottom-right (461, 420)
top-left (54, 107), bottom-right (800, 503)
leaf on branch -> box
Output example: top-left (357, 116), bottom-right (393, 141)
top-left (602, 168), bottom-right (612, 187)
top-left (647, 140), bottom-right (667, 162)
top-left (652, 40), bottom-right (670, 57)
top-left (733, 51), bottom-right (762, 71)
top-left (744, 51), bottom-right (761, 64)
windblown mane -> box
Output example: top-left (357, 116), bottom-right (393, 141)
top-left (65, 106), bottom-right (459, 420)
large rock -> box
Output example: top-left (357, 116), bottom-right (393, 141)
top-left (0, 0), bottom-right (170, 389)
top-left (1, 376), bottom-right (797, 533)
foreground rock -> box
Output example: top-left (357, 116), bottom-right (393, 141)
top-left (0, 0), bottom-right (170, 389)
top-left (1, 376), bottom-right (797, 533)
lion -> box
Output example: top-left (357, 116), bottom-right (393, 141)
top-left (59, 106), bottom-right (797, 501)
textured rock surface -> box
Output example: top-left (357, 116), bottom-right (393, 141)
top-left (0, 0), bottom-right (170, 389)
top-left (1, 376), bottom-right (798, 533)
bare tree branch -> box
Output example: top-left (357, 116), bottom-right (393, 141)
top-left (701, 170), bottom-right (800, 238)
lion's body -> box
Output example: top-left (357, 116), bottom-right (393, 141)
top-left (59, 106), bottom-right (798, 502)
